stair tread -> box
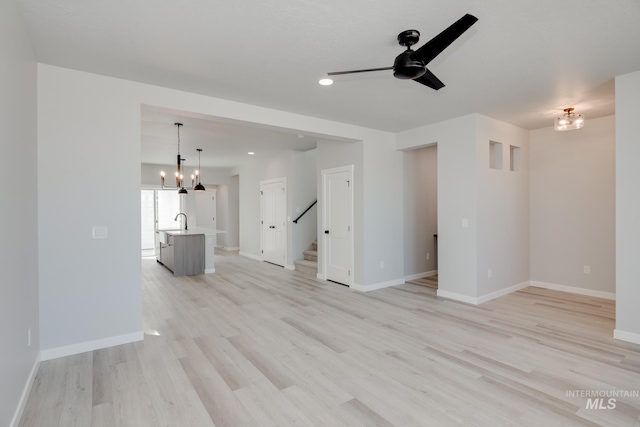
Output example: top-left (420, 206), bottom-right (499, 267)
top-left (294, 259), bottom-right (318, 267)
top-left (303, 250), bottom-right (318, 255)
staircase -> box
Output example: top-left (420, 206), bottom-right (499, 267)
top-left (294, 240), bottom-right (317, 277)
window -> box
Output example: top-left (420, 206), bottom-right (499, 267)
top-left (140, 189), bottom-right (183, 256)
top-left (156, 190), bottom-right (181, 230)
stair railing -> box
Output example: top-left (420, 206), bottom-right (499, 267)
top-left (293, 200), bottom-right (317, 224)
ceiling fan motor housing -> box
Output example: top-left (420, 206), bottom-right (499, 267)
top-left (393, 51), bottom-right (426, 79)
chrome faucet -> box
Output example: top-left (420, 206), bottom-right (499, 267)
top-left (175, 213), bottom-right (188, 230)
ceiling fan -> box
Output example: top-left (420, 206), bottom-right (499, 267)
top-left (326, 13), bottom-right (478, 90)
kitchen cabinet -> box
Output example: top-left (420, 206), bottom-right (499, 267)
top-left (157, 230), bottom-right (204, 276)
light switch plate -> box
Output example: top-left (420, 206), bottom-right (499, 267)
top-left (92, 226), bottom-right (108, 239)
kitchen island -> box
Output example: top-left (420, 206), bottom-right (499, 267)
top-left (156, 228), bottom-right (225, 276)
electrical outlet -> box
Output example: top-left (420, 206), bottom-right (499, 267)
top-left (488, 269), bottom-right (492, 278)
top-left (462, 218), bottom-right (469, 228)
top-left (584, 266), bottom-right (591, 274)
top-left (28, 327), bottom-right (31, 347)
top-left (380, 261), bottom-right (385, 269)
top-left (426, 253), bottom-right (430, 261)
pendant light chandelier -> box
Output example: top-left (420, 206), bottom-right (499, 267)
top-left (194, 149), bottom-right (206, 192)
top-left (160, 122), bottom-right (206, 193)
top-left (554, 107), bottom-right (584, 131)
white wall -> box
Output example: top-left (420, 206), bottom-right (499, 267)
top-left (36, 65), bottom-right (404, 356)
top-left (38, 69), bottom-right (144, 356)
top-left (530, 116), bottom-right (615, 294)
top-left (224, 175), bottom-right (240, 249)
top-left (237, 149), bottom-right (317, 267)
top-left (398, 115), bottom-right (478, 299)
top-left (476, 115), bottom-right (530, 297)
top-left (615, 70), bottom-right (640, 342)
top-left (398, 114), bottom-right (530, 302)
top-left (0, 2), bottom-right (40, 425)
top-left (238, 150), bottom-right (292, 261)
top-left (403, 146), bottom-right (438, 277)
top-left (362, 134), bottom-right (405, 288)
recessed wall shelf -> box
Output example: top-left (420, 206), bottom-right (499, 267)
top-left (489, 141), bottom-right (503, 170)
top-left (510, 145), bottom-right (521, 171)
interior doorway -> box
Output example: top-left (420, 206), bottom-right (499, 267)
top-left (260, 177), bottom-right (287, 266)
top-left (403, 144), bottom-right (438, 284)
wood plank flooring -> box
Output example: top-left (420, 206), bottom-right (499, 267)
top-left (19, 252), bottom-right (640, 426)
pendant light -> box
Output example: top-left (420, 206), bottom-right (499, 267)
top-left (159, 123), bottom-right (205, 193)
top-left (194, 148), bottom-right (206, 192)
top-left (554, 107), bottom-right (584, 131)
top-left (160, 123), bottom-right (188, 193)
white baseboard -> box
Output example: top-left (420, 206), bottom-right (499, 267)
top-left (40, 331), bottom-right (143, 361)
top-left (529, 281), bottom-right (615, 300)
top-left (316, 273), bottom-right (326, 280)
top-left (438, 281), bottom-right (530, 305)
top-left (351, 278), bottom-right (404, 292)
top-left (217, 246), bottom-right (239, 251)
top-left (476, 281), bottom-right (530, 304)
top-left (614, 329), bottom-right (640, 345)
top-left (436, 289), bottom-right (480, 305)
top-left (204, 268), bottom-right (215, 274)
top-left (404, 270), bottom-right (438, 281)
top-left (239, 251), bottom-right (262, 262)
top-left (10, 352), bottom-right (41, 427)
top-left (285, 264), bottom-right (295, 271)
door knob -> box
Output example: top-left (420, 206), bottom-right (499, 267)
top-left (269, 225), bottom-right (276, 229)
top-left (324, 230), bottom-right (329, 234)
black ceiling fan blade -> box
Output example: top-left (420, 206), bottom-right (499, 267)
top-left (327, 66), bottom-right (393, 76)
top-left (412, 14), bottom-right (478, 66)
top-left (413, 68), bottom-right (445, 90)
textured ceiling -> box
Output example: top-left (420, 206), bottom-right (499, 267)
top-left (18, 0), bottom-right (640, 135)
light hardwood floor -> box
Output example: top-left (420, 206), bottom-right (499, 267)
top-left (19, 252), bottom-right (640, 426)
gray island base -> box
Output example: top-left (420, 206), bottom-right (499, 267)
top-left (157, 228), bottom-right (224, 276)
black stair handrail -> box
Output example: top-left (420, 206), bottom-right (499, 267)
top-left (293, 200), bottom-right (317, 224)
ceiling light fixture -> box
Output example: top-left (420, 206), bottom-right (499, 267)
top-left (319, 78), bottom-right (333, 86)
top-left (554, 107), bottom-right (585, 131)
top-left (193, 149), bottom-right (206, 192)
top-left (160, 123), bottom-right (205, 194)
top-left (248, 151), bottom-right (255, 155)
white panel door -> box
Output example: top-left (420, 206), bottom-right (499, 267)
top-left (323, 166), bottom-right (353, 286)
top-left (196, 189), bottom-right (217, 245)
top-left (261, 179), bottom-right (287, 266)
top-left (196, 190), bottom-right (217, 228)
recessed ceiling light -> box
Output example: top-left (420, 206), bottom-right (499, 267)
top-left (248, 151), bottom-right (255, 155)
top-left (319, 78), bottom-right (333, 86)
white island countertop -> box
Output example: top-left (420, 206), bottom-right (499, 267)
top-left (160, 228), bottom-right (227, 236)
